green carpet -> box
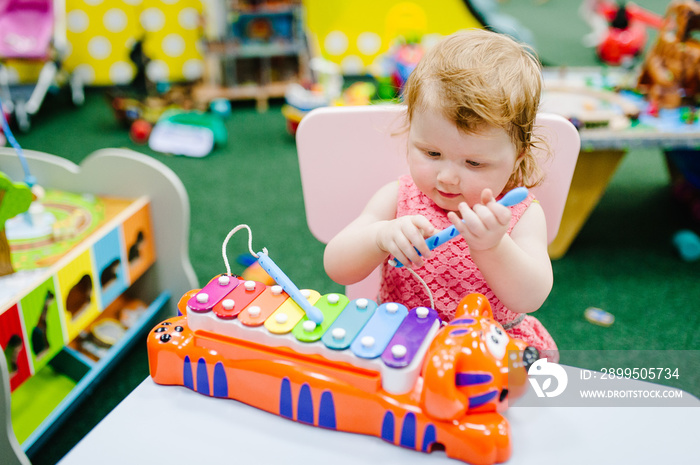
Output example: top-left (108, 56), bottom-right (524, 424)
top-left (4, 0), bottom-right (698, 462)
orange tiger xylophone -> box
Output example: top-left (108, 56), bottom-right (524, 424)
top-left (147, 275), bottom-right (539, 465)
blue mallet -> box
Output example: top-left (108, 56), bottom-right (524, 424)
top-left (390, 187), bottom-right (529, 268)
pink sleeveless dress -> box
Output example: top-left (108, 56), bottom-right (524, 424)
top-left (379, 175), bottom-right (558, 359)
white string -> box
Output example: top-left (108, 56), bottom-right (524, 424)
top-left (406, 267), bottom-right (435, 310)
top-left (221, 223), bottom-right (434, 310)
top-left (221, 224), bottom-right (267, 276)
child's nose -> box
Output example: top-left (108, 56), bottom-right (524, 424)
top-left (437, 165), bottom-right (459, 185)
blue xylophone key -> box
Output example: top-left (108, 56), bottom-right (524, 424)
top-left (322, 298), bottom-right (377, 350)
top-left (350, 302), bottom-right (408, 359)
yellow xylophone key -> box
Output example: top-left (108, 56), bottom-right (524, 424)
top-left (265, 289), bottom-right (321, 334)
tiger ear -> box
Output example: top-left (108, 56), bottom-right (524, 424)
top-left (454, 293), bottom-right (493, 319)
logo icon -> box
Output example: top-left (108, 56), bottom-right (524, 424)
top-left (527, 359), bottom-right (568, 398)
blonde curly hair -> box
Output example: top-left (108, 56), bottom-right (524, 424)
top-left (402, 29), bottom-right (546, 189)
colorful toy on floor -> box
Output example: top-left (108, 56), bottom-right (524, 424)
top-left (584, 307), bottom-right (615, 327)
top-left (147, 226), bottom-right (539, 464)
top-left (672, 229), bottom-right (700, 262)
top-left (148, 110), bottom-right (227, 158)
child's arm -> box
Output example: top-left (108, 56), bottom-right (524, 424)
top-left (324, 182), bottom-right (437, 285)
top-left (448, 189), bottom-right (553, 314)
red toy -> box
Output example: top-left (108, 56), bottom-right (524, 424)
top-left (591, 1), bottom-right (663, 66)
top-left (129, 119), bottom-right (152, 145)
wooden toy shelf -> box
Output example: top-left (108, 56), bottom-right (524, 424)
top-left (0, 148), bottom-right (198, 458)
top-left (195, 0), bottom-right (311, 112)
top-left (1, 192), bottom-right (162, 453)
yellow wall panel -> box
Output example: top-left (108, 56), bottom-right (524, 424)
top-left (302, 0), bottom-right (484, 73)
top-left (61, 0), bottom-right (204, 85)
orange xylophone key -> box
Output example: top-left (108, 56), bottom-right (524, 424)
top-left (237, 285), bottom-right (288, 326)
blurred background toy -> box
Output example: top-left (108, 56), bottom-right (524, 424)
top-left (236, 254), bottom-right (274, 286)
top-left (636, 0), bottom-right (700, 109)
top-left (584, 306), bottom-right (615, 326)
top-left (0, 0), bottom-right (84, 131)
top-left (0, 171), bottom-right (33, 276)
top-left (580, 0), bottom-right (663, 66)
top-left (282, 58), bottom-right (343, 135)
top-left (373, 38), bottom-right (424, 100)
top-left (672, 229), bottom-right (700, 262)
top-left (148, 109), bottom-right (227, 157)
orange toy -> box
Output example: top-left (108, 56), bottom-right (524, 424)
top-left (147, 276), bottom-right (537, 465)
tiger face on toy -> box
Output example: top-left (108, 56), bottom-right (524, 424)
top-left (420, 293), bottom-right (538, 421)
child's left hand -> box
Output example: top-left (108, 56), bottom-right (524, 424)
top-left (447, 188), bottom-right (512, 252)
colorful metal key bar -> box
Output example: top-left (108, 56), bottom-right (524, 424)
top-left (183, 275), bottom-right (440, 393)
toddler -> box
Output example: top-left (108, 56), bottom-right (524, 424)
top-left (324, 29), bottom-right (558, 358)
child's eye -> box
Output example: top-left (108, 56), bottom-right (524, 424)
top-left (426, 151), bottom-right (441, 158)
top-left (466, 160), bottom-right (481, 167)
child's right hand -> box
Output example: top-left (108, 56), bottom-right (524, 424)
top-left (376, 215), bottom-right (436, 268)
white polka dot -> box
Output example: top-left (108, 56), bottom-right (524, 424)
top-left (340, 55), bottom-right (364, 75)
top-left (182, 58), bottom-right (203, 80)
top-left (109, 61), bottom-right (134, 84)
top-left (357, 32), bottom-right (381, 55)
top-left (178, 7), bottom-right (199, 29)
top-left (141, 8), bottom-right (165, 32)
top-left (88, 36), bottom-right (112, 60)
top-left (67, 10), bottom-right (89, 34)
top-left (104, 9), bottom-right (128, 33)
top-left (162, 34), bottom-right (185, 57)
top-left (146, 60), bottom-right (169, 82)
top-left (324, 31), bottom-right (348, 56)
top-left (73, 64), bottom-right (96, 85)
top-left (2, 67), bottom-right (19, 84)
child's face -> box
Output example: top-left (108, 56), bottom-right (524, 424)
top-left (407, 106), bottom-right (519, 212)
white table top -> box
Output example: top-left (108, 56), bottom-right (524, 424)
top-left (59, 364), bottom-right (699, 465)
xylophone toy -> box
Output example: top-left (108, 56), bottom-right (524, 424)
top-left (147, 226), bottom-right (538, 464)
top-left (148, 280), bottom-right (539, 464)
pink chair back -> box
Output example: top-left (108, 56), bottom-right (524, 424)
top-left (0, 0), bottom-right (54, 59)
top-left (296, 105), bottom-right (580, 299)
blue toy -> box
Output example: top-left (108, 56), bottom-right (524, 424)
top-left (390, 187), bottom-right (529, 268)
top-left (256, 251), bottom-right (324, 324)
top-left (672, 229), bottom-right (700, 262)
